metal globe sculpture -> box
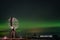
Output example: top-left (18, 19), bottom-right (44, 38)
top-left (8, 17), bottom-right (19, 30)
top-left (8, 17), bottom-right (19, 38)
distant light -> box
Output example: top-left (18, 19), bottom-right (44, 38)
top-left (40, 35), bottom-right (53, 38)
top-left (3, 36), bottom-right (8, 39)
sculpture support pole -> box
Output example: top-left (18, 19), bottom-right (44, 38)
top-left (11, 29), bottom-right (15, 38)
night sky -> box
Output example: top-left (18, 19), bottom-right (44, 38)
top-left (0, 0), bottom-right (60, 21)
top-left (0, 0), bottom-right (60, 29)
